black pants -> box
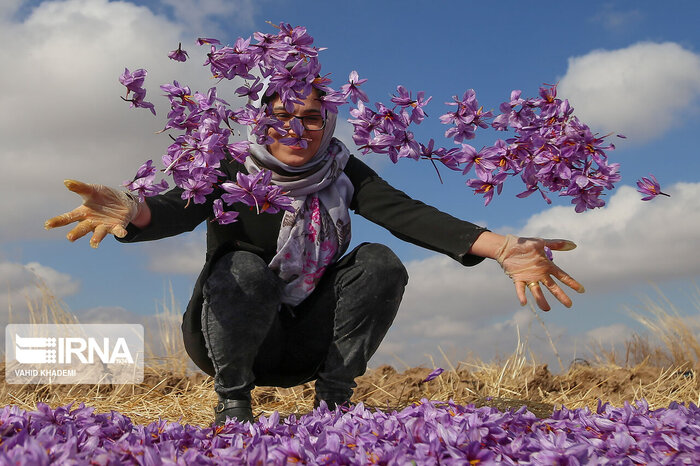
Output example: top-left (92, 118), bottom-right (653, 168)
top-left (200, 242), bottom-right (408, 403)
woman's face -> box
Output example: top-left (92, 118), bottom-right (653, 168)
top-left (266, 90), bottom-right (325, 167)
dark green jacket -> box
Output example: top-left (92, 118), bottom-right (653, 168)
top-left (119, 155), bottom-right (487, 376)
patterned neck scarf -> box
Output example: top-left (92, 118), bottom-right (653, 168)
top-left (245, 110), bottom-right (353, 306)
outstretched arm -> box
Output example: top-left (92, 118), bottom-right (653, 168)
top-left (44, 180), bottom-right (149, 248)
top-left (469, 231), bottom-right (585, 311)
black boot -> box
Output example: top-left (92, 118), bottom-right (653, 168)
top-left (214, 399), bottom-right (255, 426)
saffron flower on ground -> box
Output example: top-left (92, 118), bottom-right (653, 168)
top-left (422, 367), bottom-right (444, 383)
top-left (2, 399), bottom-right (699, 464)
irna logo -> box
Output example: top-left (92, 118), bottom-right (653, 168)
top-left (14, 334), bottom-right (134, 365)
top-left (5, 324), bottom-right (144, 385)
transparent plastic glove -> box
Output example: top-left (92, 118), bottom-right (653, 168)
top-left (44, 179), bottom-right (140, 249)
top-left (494, 234), bottom-right (585, 311)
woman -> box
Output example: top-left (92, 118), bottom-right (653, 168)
top-left (45, 88), bottom-right (584, 426)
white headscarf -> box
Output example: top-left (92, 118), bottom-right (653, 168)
top-left (244, 92), bottom-right (354, 306)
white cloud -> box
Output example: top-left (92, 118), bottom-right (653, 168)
top-left (372, 301), bottom-right (572, 370)
top-left (557, 42), bottom-right (700, 142)
top-left (590, 5), bottom-right (643, 30)
top-left (0, 0), bottom-right (248, 242)
top-left (0, 260), bottom-right (80, 322)
top-left (371, 181), bottom-right (700, 368)
top-left (141, 230), bottom-right (206, 275)
top-left (23, 261), bottom-right (81, 297)
top-left (73, 305), bottom-right (148, 325)
top-left (584, 323), bottom-right (632, 348)
top-left (522, 182), bottom-right (700, 290)
top-left (333, 117), bottom-right (360, 155)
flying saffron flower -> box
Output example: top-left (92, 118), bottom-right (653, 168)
top-left (168, 43), bottom-right (189, 62)
top-left (121, 23), bottom-right (651, 222)
top-left (221, 171), bottom-right (270, 209)
top-left (636, 175), bottom-right (670, 201)
top-left (466, 172), bottom-right (507, 206)
top-left (122, 160), bottom-right (169, 202)
top-left (119, 68), bottom-right (156, 115)
top-left (212, 199), bottom-right (239, 224)
top-left (279, 118), bottom-right (308, 148)
top-left (235, 77), bottom-right (264, 101)
top-left (340, 70), bottom-right (369, 104)
top-left (118, 67), bottom-right (147, 92)
top-left (391, 85), bottom-right (432, 124)
top-left (196, 37), bottom-right (221, 45)
top-left (180, 178), bottom-right (213, 205)
top-left (261, 185), bottom-right (294, 214)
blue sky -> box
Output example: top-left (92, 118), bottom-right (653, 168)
top-left (2, 0), bottom-right (700, 371)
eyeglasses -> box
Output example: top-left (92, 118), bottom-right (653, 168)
top-left (272, 112), bottom-right (326, 131)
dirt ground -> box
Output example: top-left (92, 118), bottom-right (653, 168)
top-left (252, 361), bottom-right (697, 420)
top-left (2, 360), bottom-right (696, 426)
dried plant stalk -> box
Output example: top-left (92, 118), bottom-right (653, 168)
top-left (1, 283), bottom-right (699, 426)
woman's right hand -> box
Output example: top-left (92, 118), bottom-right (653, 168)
top-left (44, 180), bottom-right (141, 248)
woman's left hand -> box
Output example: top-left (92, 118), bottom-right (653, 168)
top-left (494, 234), bottom-right (585, 311)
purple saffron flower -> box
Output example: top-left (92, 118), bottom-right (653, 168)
top-left (123, 160), bottom-right (169, 202)
top-left (226, 140), bottom-right (251, 163)
top-left (278, 23), bottom-right (317, 56)
top-left (168, 42), bottom-right (189, 62)
top-left (636, 174), bottom-right (670, 201)
top-left (340, 70), bottom-right (369, 104)
top-left (374, 102), bottom-right (404, 133)
top-left (196, 37), bottom-right (221, 45)
top-left (279, 118), bottom-right (308, 148)
top-left (180, 177), bottom-right (213, 205)
top-left (460, 144), bottom-right (498, 180)
top-left (444, 121), bottom-right (476, 142)
top-left (213, 199), bottom-right (239, 224)
top-left (120, 23), bottom-right (633, 231)
top-left (571, 186), bottom-right (605, 212)
top-left (391, 85), bottom-right (416, 108)
top-left (6, 397), bottom-right (700, 463)
top-left (391, 86), bottom-right (432, 124)
top-left (439, 147), bottom-right (469, 171)
top-left (221, 170), bottom-right (269, 208)
top-left (128, 88), bottom-right (156, 115)
top-left (118, 67), bottom-right (147, 92)
top-left (393, 129), bottom-right (420, 161)
top-left (422, 368), bottom-right (444, 383)
top-left (261, 186), bottom-right (294, 214)
top-left (544, 246), bottom-right (553, 261)
top-left (235, 77), bottom-right (264, 101)
top-left (466, 172), bottom-right (507, 206)
top-left (318, 89), bottom-right (347, 114)
top-left (160, 80), bottom-right (193, 104)
top-left (134, 159), bottom-right (157, 179)
top-left (119, 68), bottom-right (156, 115)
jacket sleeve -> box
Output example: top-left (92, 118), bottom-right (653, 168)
top-left (117, 160), bottom-right (240, 243)
top-left (344, 156), bottom-right (489, 266)
top-left (117, 186), bottom-right (214, 243)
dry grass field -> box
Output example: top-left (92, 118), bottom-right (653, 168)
top-left (2, 284), bottom-right (699, 427)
